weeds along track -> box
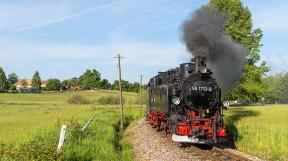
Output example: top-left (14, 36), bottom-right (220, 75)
top-left (158, 132), bottom-right (252, 161)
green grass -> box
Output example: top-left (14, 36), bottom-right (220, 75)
top-left (224, 105), bottom-right (288, 161)
top-left (0, 90), bottom-right (138, 105)
top-left (1, 90), bottom-right (287, 161)
top-left (0, 90), bottom-right (143, 161)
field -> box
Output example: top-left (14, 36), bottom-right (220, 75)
top-left (0, 90), bottom-right (143, 161)
top-left (0, 91), bottom-right (288, 161)
top-left (224, 105), bottom-right (288, 161)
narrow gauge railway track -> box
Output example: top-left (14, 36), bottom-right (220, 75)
top-left (158, 131), bottom-right (251, 161)
top-left (212, 146), bottom-right (251, 161)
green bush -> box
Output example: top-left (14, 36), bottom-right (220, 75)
top-left (8, 90), bottom-right (17, 93)
top-left (9, 85), bottom-right (16, 91)
top-left (97, 95), bottom-right (125, 105)
top-left (67, 95), bottom-right (90, 104)
top-left (0, 132), bottom-right (63, 161)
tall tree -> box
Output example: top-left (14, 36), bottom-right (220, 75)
top-left (61, 80), bottom-right (69, 87)
top-left (46, 79), bottom-right (61, 91)
top-left (99, 79), bottom-right (111, 89)
top-left (7, 73), bottom-right (18, 89)
top-left (278, 74), bottom-right (288, 103)
top-left (113, 80), bottom-right (119, 90)
top-left (132, 82), bottom-right (140, 93)
top-left (68, 77), bottom-right (79, 90)
top-left (113, 80), bottom-right (133, 92)
top-left (32, 71), bottom-right (41, 89)
top-left (263, 75), bottom-right (281, 104)
top-left (78, 69), bottom-right (101, 90)
top-left (264, 73), bottom-right (288, 104)
top-left (122, 80), bottom-right (129, 92)
top-left (208, 0), bottom-right (269, 102)
top-left (0, 67), bottom-right (6, 91)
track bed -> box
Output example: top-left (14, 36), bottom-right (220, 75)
top-left (126, 118), bottom-right (264, 161)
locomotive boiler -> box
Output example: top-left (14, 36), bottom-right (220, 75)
top-left (147, 56), bottom-right (229, 144)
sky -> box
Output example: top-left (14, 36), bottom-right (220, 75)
top-left (0, 0), bottom-right (287, 83)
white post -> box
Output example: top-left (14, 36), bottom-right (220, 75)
top-left (57, 125), bottom-right (67, 152)
top-left (81, 116), bottom-right (94, 132)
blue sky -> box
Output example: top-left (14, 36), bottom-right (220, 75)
top-left (0, 0), bottom-right (287, 83)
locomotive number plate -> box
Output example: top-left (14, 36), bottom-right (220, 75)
top-left (190, 86), bottom-right (212, 92)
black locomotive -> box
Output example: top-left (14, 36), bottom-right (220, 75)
top-left (147, 56), bottom-right (229, 144)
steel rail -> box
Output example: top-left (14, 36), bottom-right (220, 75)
top-left (213, 146), bottom-right (251, 161)
top-left (152, 124), bottom-right (252, 161)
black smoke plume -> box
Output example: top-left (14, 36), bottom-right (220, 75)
top-left (182, 7), bottom-right (248, 92)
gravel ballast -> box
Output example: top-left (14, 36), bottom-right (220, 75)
top-left (125, 118), bottom-right (264, 161)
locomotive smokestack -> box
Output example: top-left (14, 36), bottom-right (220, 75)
top-left (195, 57), bottom-right (199, 73)
top-left (181, 7), bottom-right (248, 92)
top-left (193, 56), bottom-right (207, 73)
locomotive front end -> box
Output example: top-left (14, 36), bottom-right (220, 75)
top-left (147, 55), bottom-right (228, 145)
top-left (181, 78), bottom-right (219, 111)
top-left (180, 56), bottom-right (219, 111)
top-left (172, 56), bottom-right (227, 144)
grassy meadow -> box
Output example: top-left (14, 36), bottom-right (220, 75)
top-left (0, 90), bottom-right (144, 161)
top-left (225, 105), bottom-right (288, 161)
top-left (0, 91), bottom-right (288, 161)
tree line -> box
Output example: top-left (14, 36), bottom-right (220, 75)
top-left (263, 74), bottom-right (288, 104)
top-left (0, 67), bottom-right (145, 93)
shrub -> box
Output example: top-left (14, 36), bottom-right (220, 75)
top-left (67, 95), bottom-right (90, 104)
top-left (46, 79), bottom-right (61, 91)
top-left (97, 95), bottom-right (124, 105)
top-left (8, 90), bottom-right (17, 93)
top-left (9, 85), bottom-right (16, 91)
top-left (0, 132), bottom-right (63, 161)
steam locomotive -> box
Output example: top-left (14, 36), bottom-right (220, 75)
top-left (147, 56), bottom-right (229, 144)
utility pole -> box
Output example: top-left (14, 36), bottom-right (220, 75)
top-left (140, 75), bottom-right (143, 111)
top-left (114, 53), bottom-right (124, 134)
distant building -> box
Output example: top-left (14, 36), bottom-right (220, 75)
top-left (70, 86), bottom-right (80, 90)
top-left (41, 80), bottom-right (48, 88)
top-left (15, 79), bottom-right (48, 90)
top-left (15, 79), bottom-right (33, 90)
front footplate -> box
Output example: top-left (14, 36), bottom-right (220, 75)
top-left (172, 134), bottom-right (201, 143)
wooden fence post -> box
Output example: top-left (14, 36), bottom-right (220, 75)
top-left (57, 125), bottom-right (67, 152)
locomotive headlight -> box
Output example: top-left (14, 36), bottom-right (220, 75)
top-left (222, 100), bottom-right (230, 108)
top-left (199, 67), bottom-right (207, 74)
top-left (172, 98), bottom-right (181, 105)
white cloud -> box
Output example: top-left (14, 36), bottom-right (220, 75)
top-left (11, 1), bottom-right (121, 32)
top-left (0, 39), bottom-right (188, 67)
top-left (0, 38), bottom-right (191, 82)
top-left (251, 2), bottom-right (288, 31)
top-left (0, 1), bottom-right (70, 32)
top-left (0, 0), bottom-right (125, 32)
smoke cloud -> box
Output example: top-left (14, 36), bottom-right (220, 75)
top-left (182, 7), bottom-right (248, 92)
